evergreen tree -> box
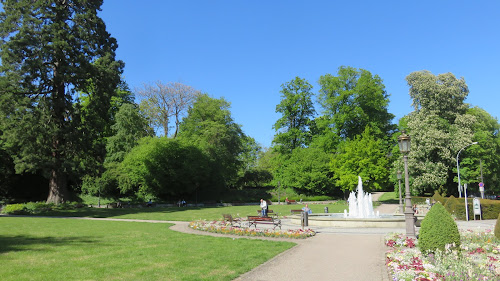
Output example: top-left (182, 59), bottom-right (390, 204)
top-left (0, 0), bottom-right (123, 203)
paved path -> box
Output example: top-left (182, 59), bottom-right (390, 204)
top-left (234, 192), bottom-right (496, 281)
top-left (235, 233), bottom-right (389, 281)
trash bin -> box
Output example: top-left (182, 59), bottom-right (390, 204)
top-left (324, 206), bottom-right (329, 213)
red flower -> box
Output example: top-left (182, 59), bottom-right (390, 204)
top-left (386, 239), bottom-right (396, 247)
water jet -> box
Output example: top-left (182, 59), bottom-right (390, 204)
top-left (291, 176), bottom-right (406, 228)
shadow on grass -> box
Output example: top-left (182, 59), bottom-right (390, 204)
top-left (37, 205), bottom-right (231, 218)
top-left (0, 234), bottom-right (98, 254)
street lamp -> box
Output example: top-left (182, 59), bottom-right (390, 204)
top-left (456, 142), bottom-right (478, 198)
top-left (397, 170), bottom-right (403, 214)
top-left (398, 131), bottom-right (415, 237)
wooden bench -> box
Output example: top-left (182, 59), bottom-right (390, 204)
top-left (290, 209), bottom-right (303, 215)
top-left (286, 200), bottom-right (297, 205)
top-left (222, 214), bottom-right (242, 227)
top-left (257, 209), bottom-right (274, 216)
top-left (247, 216), bottom-right (281, 230)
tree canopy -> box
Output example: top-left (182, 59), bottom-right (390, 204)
top-left (272, 77), bottom-right (315, 154)
top-left (318, 66), bottom-right (395, 140)
top-left (0, 0), bottom-right (124, 203)
top-left (178, 94), bottom-right (246, 189)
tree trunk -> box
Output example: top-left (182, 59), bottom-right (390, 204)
top-left (46, 68), bottom-right (69, 204)
top-left (46, 168), bottom-right (69, 204)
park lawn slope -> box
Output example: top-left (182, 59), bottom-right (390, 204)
top-left (0, 217), bottom-right (295, 281)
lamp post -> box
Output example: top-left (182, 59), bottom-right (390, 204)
top-left (397, 170), bottom-right (403, 214)
top-left (398, 131), bottom-right (415, 237)
top-left (456, 142), bottom-right (478, 198)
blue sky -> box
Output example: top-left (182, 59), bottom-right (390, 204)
top-left (99, 1), bottom-right (500, 148)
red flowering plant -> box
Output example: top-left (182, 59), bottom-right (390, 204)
top-left (385, 230), bottom-right (500, 280)
top-left (189, 220), bottom-right (316, 239)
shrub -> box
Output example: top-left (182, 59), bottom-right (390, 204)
top-left (477, 199), bottom-right (500, 219)
top-left (24, 202), bottom-right (52, 214)
top-left (418, 202), bottom-right (460, 253)
top-left (495, 212), bottom-right (500, 239)
top-left (1, 203), bottom-right (27, 215)
top-left (432, 191), bottom-right (445, 205)
top-left (52, 202), bottom-right (85, 210)
top-left (443, 195), bottom-right (458, 216)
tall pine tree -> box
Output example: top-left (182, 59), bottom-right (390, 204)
top-left (0, 0), bottom-right (123, 203)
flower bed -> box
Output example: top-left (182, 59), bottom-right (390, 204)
top-left (385, 230), bottom-right (500, 280)
top-left (189, 220), bottom-right (316, 239)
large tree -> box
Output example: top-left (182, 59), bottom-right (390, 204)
top-left (78, 80), bottom-right (134, 176)
top-left (402, 71), bottom-right (475, 195)
top-left (330, 126), bottom-right (390, 193)
top-left (178, 94), bottom-right (246, 189)
top-left (0, 0), bottom-right (123, 203)
top-left (277, 147), bottom-right (333, 195)
top-left (137, 81), bottom-right (199, 137)
top-left (459, 107), bottom-right (500, 195)
top-left (119, 137), bottom-right (210, 200)
top-left (105, 104), bottom-right (154, 164)
top-left (272, 77), bottom-right (315, 154)
top-left (318, 66), bottom-right (395, 140)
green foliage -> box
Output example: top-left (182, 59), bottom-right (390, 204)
top-left (495, 212), bottom-right (500, 239)
top-left (432, 190), bottom-right (446, 205)
top-left (330, 126), bottom-right (390, 192)
top-left (403, 71), bottom-right (478, 195)
top-left (24, 202), bottom-right (53, 214)
top-left (178, 94), bottom-right (245, 188)
top-left (272, 77), bottom-right (315, 154)
top-left (1, 204), bottom-right (27, 215)
top-left (0, 144), bottom-right (15, 198)
top-left (318, 66), bottom-right (395, 140)
top-left (464, 107), bottom-right (500, 195)
top-left (120, 137), bottom-right (212, 200)
top-left (1, 201), bottom-right (84, 215)
top-left (105, 103), bottom-right (154, 164)
top-left (418, 203), bottom-right (461, 253)
top-left (451, 199), bottom-right (500, 220)
top-left (0, 0), bottom-right (124, 203)
top-left (406, 71), bottom-right (469, 121)
top-left (477, 199), bottom-right (500, 219)
top-left (234, 136), bottom-right (272, 188)
top-left (443, 195), bottom-right (458, 216)
top-left (276, 147), bottom-right (333, 195)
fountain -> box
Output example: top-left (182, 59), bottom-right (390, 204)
top-left (290, 176), bottom-right (406, 228)
top-left (346, 176), bottom-right (377, 218)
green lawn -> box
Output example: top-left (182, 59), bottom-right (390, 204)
top-left (39, 202), bottom-right (349, 221)
top-left (0, 217), bottom-right (295, 281)
top-left (377, 192), bottom-right (399, 204)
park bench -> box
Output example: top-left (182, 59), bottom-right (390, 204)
top-left (290, 209), bottom-right (303, 215)
top-left (222, 214), bottom-right (242, 227)
top-left (247, 216), bottom-right (281, 230)
top-left (257, 209), bottom-right (274, 216)
top-left (286, 199), bottom-right (297, 204)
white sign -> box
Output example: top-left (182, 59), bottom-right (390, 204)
top-left (473, 198), bottom-right (481, 216)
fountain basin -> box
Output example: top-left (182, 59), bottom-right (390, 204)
top-left (290, 213), bottom-right (407, 228)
